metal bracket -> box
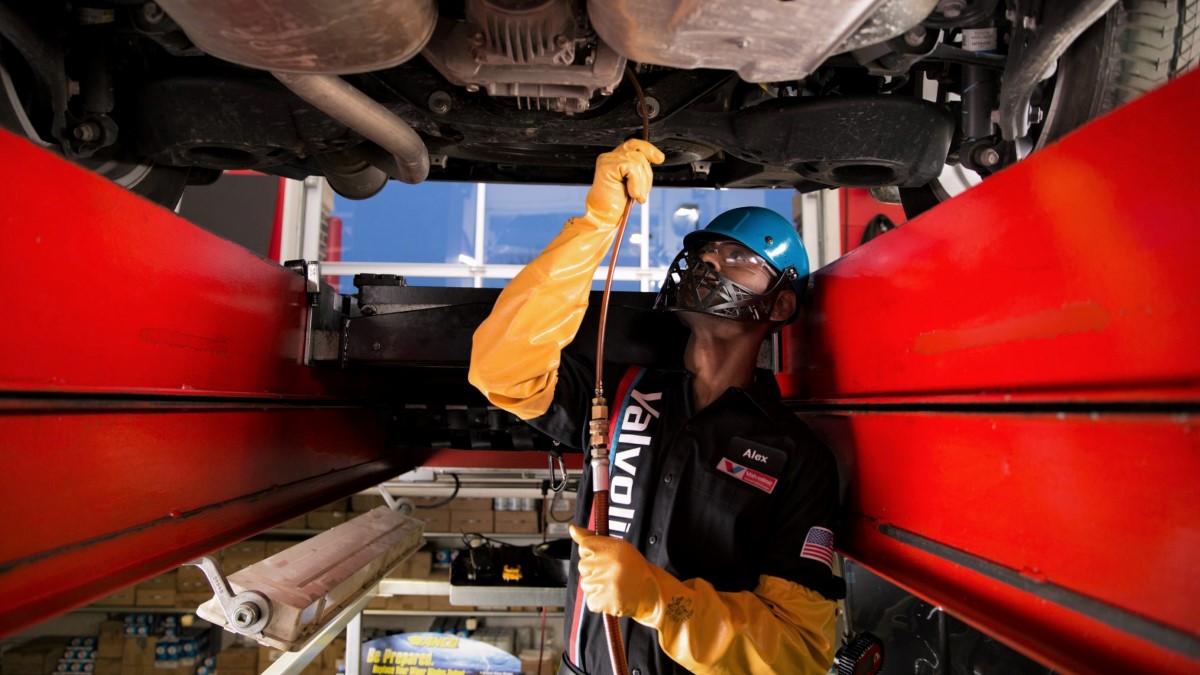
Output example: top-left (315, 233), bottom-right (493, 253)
top-left (185, 556), bottom-right (272, 637)
top-left (376, 486), bottom-right (415, 515)
top-left (284, 259), bottom-right (322, 307)
top-left (284, 259), bottom-right (346, 364)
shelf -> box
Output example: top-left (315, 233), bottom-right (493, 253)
top-left (378, 579), bottom-right (450, 596)
top-left (449, 585), bottom-right (565, 608)
top-left (269, 530), bottom-right (563, 545)
top-left (424, 532), bottom-right (559, 545)
top-left (71, 607), bottom-right (202, 615)
top-left (378, 579), bottom-right (565, 608)
top-left (365, 610), bottom-right (563, 618)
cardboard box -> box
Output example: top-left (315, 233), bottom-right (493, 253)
top-left (257, 646), bottom-right (285, 670)
top-left (322, 639), bottom-right (345, 670)
top-left (450, 511), bottom-right (493, 533)
top-left (222, 540), bottom-right (266, 559)
top-left (93, 659), bottom-right (121, 675)
top-left (118, 666), bottom-right (142, 675)
top-left (366, 596), bottom-right (389, 609)
top-left (134, 587), bottom-right (176, 608)
top-left (276, 514), bottom-right (308, 529)
top-left (494, 511), bottom-right (540, 534)
top-left (220, 555), bottom-right (260, 575)
top-left (215, 647), bottom-right (257, 672)
top-left (121, 638), bottom-right (157, 669)
top-left (174, 591), bottom-right (212, 609)
top-left (403, 550), bottom-right (433, 578)
top-left (264, 540), bottom-right (292, 557)
top-left (452, 497), bottom-right (493, 512)
top-left (91, 587), bottom-right (136, 607)
top-left (3, 637), bottom-right (70, 675)
top-left (427, 595), bottom-right (459, 612)
top-left (350, 494), bottom-right (386, 512)
top-left (313, 498), bottom-right (350, 512)
top-left (306, 510), bottom-right (348, 530)
top-left (98, 621), bottom-right (124, 659)
top-left (175, 566), bottom-right (208, 592)
top-left (385, 595), bottom-right (431, 611)
top-left (136, 572), bottom-right (176, 589)
top-left (418, 507), bottom-right (450, 532)
top-left (520, 649), bottom-right (558, 675)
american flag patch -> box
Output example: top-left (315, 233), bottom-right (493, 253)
top-left (800, 526), bottom-right (835, 570)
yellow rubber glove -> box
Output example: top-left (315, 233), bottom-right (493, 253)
top-left (468, 139), bottom-right (664, 419)
top-left (570, 525), bottom-right (838, 675)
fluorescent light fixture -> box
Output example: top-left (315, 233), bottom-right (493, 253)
top-left (194, 508), bottom-right (424, 650)
top-left (673, 206), bottom-right (699, 219)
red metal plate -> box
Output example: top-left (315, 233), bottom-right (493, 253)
top-left (781, 70), bottom-right (1200, 404)
top-left (0, 131), bottom-right (409, 636)
top-left (801, 410), bottom-right (1197, 674)
top-left (0, 131), bottom-right (362, 399)
top-left (777, 71), bottom-right (1200, 674)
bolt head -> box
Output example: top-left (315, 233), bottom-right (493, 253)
top-left (979, 147), bottom-right (1000, 167)
top-left (428, 91), bottom-right (452, 114)
top-left (142, 2), bottom-right (165, 23)
top-left (938, 0), bottom-right (965, 18)
top-left (904, 27), bottom-right (927, 47)
top-left (73, 123), bottom-right (99, 142)
top-left (232, 604), bottom-right (257, 628)
top-left (371, 341), bottom-right (382, 351)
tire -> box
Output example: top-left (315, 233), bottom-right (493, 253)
top-left (0, 37), bottom-right (189, 209)
top-left (1040, 0), bottom-right (1199, 147)
top-left (77, 153), bottom-right (192, 210)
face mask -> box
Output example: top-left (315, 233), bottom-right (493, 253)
top-left (654, 246), bottom-right (788, 322)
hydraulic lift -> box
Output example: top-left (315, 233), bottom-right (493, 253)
top-left (2, 67), bottom-right (1197, 675)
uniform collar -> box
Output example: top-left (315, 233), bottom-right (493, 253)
top-left (677, 367), bottom-right (780, 418)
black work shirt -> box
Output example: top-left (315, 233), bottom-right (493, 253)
top-left (529, 352), bottom-right (842, 675)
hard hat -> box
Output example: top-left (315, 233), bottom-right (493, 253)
top-left (655, 206), bottom-right (808, 324)
top-left (683, 206), bottom-right (809, 297)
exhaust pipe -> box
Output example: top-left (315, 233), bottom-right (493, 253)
top-left (274, 73), bottom-right (429, 184)
top-left (155, 0), bottom-right (436, 185)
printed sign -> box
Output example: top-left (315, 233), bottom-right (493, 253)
top-left (362, 632), bottom-right (521, 675)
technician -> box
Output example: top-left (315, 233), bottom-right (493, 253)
top-left (469, 140), bottom-right (843, 674)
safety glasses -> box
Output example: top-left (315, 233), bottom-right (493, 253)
top-left (688, 240), bottom-right (777, 277)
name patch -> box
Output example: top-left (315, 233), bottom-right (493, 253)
top-left (716, 438), bottom-right (787, 494)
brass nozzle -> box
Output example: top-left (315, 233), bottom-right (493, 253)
top-left (588, 396), bottom-right (609, 459)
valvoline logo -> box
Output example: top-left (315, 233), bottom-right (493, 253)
top-left (719, 458), bottom-right (744, 475)
top-left (717, 457), bottom-right (777, 494)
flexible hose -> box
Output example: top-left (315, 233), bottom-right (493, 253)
top-left (590, 64), bottom-right (649, 675)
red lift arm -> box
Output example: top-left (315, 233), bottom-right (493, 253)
top-left (786, 71), bottom-right (1200, 673)
top-left (0, 136), bottom-right (417, 635)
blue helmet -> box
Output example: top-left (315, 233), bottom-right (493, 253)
top-left (683, 206), bottom-right (809, 297)
top-left (656, 206), bottom-right (809, 324)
